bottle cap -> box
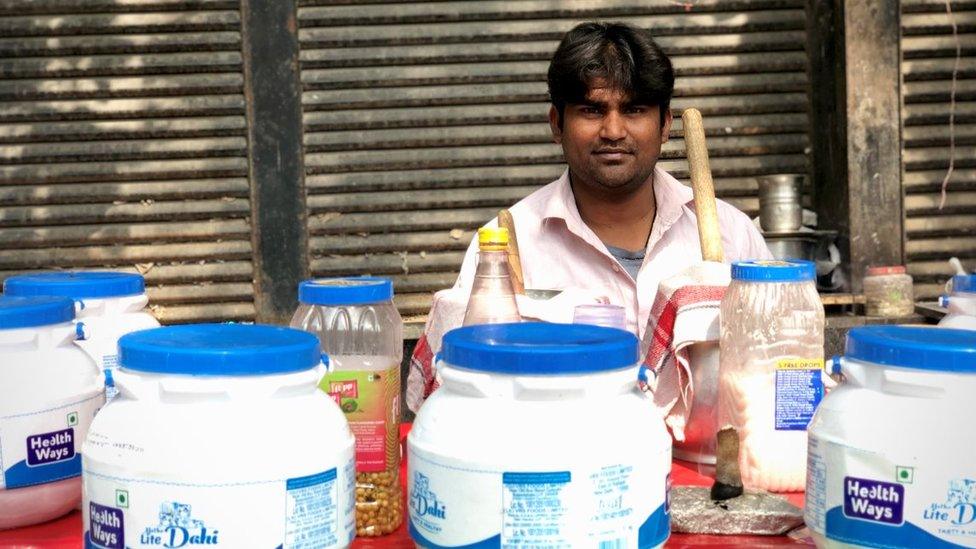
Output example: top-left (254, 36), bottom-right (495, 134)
top-left (866, 265), bottom-right (907, 277)
top-left (478, 227), bottom-right (509, 251)
top-left (573, 304), bottom-right (627, 330)
top-left (298, 277), bottom-right (393, 305)
top-left (119, 324), bottom-right (321, 376)
top-left (950, 274), bottom-right (976, 294)
top-left (846, 325), bottom-right (976, 373)
top-left (731, 259), bottom-right (815, 282)
top-left (0, 296), bottom-right (76, 329)
top-left (4, 271), bottom-right (145, 299)
top-left (442, 322), bottom-right (639, 375)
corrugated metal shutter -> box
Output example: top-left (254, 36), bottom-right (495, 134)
top-left (0, 0), bottom-right (255, 323)
top-left (902, 0), bottom-right (976, 299)
top-left (298, 0), bottom-right (811, 336)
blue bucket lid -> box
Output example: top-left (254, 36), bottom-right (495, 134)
top-left (441, 322), bottom-right (639, 375)
top-left (119, 323), bottom-right (321, 376)
top-left (4, 271), bottom-right (145, 299)
top-left (298, 277), bottom-right (393, 305)
top-left (846, 325), bottom-right (976, 373)
top-left (950, 274), bottom-right (976, 294)
top-left (0, 296), bottom-right (75, 329)
top-left (731, 259), bottom-right (816, 282)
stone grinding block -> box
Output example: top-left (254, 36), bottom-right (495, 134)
top-left (670, 486), bottom-right (805, 535)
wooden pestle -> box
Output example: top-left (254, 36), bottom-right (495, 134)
top-left (497, 209), bottom-right (525, 294)
top-left (682, 107), bottom-right (743, 501)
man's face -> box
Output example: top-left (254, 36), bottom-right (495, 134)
top-left (550, 85), bottom-right (672, 195)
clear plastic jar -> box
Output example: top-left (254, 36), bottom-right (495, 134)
top-left (862, 265), bottom-right (914, 317)
top-left (291, 277), bottom-right (404, 537)
top-left (718, 260), bottom-right (825, 492)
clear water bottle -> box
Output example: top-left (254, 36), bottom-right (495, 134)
top-left (462, 227), bottom-right (521, 326)
top-left (291, 277), bottom-right (403, 538)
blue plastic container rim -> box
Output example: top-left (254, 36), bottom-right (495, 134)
top-left (0, 296), bottom-right (76, 329)
top-left (440, 322), bottom-right (640, 375)
top-left (731, 259), bottom-right (816, 282)
top-left (298, 277), bottom-right (393, 305)
top-left (4, 271), bottom-right (145, 299)
top-left (950, 274), bottom-right (976, 294)
top-left (119, 323), bottom-right (322, 376)
top-left (845, 325), bottom-right (976, 373)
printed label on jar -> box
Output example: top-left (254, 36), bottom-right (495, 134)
top-left (320, 363), bottom-right (399, 473)
top-left (806, 434), bottom-right (976, 548)
top-left (407, 445), bottom-right (670, 549)
top-left (0, 391), bottom-right (103, 489)
top-left (774, 358), bottom-right (824, 431)
top-left (83, 462), bottom-right (356, 549)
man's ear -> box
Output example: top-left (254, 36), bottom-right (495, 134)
top-left (549, 105), bottom-right (562, 144)
top-left (661, 108), bottom-right (674, 143)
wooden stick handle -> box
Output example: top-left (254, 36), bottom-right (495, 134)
top-left (682, 108), bottom-right (724, 263)
top-left (497, 209), bottom-right (525, 294)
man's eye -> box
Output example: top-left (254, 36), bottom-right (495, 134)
top-left (580, 106), bottom-right (601, 115)
top-left (626, 106), bottom-right (647, 115)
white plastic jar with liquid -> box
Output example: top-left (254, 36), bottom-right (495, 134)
top-left (719, 260), bottom-right (825, 493)
top-left (806, 326), bottom-right (976, 549)
top-left (291, 277), bottom-right (404, 538)
top-left (0, 296), bottom-right (104, 529)
top-left (3, 272), bottom-right (160, 377)
top-left (408, 323), bottom-right (671, 549)
top-left (82, 324), bottom-right (356, 549)
top-left (940, 274), bottom-right (976, 330)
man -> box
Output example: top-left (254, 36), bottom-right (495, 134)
top-left (407, 22), bottom-right (770, 411)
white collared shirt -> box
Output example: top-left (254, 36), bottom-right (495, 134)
top-left (451, 166), bottom-right (773, 340)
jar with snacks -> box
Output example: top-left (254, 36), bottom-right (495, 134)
top-left (291, 277), bottom-right (403, 537)
top-left (718, 260), bottom-right (826, 493)
top-left (862, 265), bottom-right (914, 317)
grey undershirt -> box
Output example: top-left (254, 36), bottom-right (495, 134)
top-left (604, 243), bottom-right (645, 281)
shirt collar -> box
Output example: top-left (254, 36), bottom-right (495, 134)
top-left (542, 166), bottom-right (691, 230)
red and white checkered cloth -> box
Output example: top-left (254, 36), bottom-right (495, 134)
top-left (638, 261), bottom-right (730, 441)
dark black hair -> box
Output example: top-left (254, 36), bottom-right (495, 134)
top-left (547, 22), bottom-right (674, 125)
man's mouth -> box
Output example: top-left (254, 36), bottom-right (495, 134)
top-left (593, 149), bottom-right (632, 161)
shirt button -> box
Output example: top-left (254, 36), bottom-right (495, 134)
top-left (612, 264), bottom-right (621, 273)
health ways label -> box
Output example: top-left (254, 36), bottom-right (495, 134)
top-left (1, 392), bottom-right (102, 489)
top-left (844, 477), bottom-right (904, 525)
top-left (88, 502), bottom-right (125, 549)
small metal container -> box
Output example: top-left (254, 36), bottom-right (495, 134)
top-left (757, 174), bottom-right (804, 233)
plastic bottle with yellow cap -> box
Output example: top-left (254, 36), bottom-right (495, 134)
top-left (462, 227), bottom-right (521, 326)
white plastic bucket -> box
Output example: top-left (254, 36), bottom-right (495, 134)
top-left (82, 323), bottom-right (356, 548)
top-left (408, 322), bottom-right (671, 549)
top-left (806, 325), bottom-right (976, 548)
top-left (3, 272), bottom-right (160, 395)
top-left (0, 295), bottom-right (103, 529)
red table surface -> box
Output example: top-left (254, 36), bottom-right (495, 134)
top-left (0, 425), bottom-right (813, 548)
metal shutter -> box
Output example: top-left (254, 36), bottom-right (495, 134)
top-left (298, 0), bottom-right (811, 336)
top-left (0, 0), bottom-right (255, 323)
top-left (902, 0), bottom-right (976, 299)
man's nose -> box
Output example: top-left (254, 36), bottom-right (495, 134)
top-left (599, 111), bottom-right (626, 141)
